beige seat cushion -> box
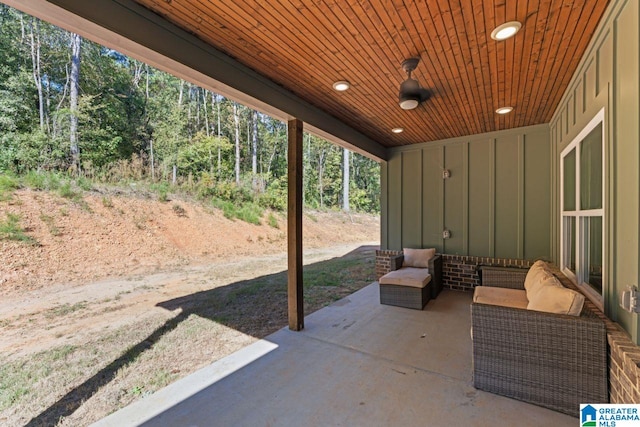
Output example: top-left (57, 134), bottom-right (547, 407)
top-left (473, 286), bottom-right (529, 310)
top-left (527, 276), bottom-right (585, 316)
top-left (402, 248), bottom-right (436, 268)
top-left (379, 267), bottom-right (431, 289)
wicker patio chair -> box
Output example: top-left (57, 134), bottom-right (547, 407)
top-left (378, 253), bottom-right (442, 310)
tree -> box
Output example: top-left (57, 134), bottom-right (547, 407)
top-left (28, 17), bottom-right (45, 132)
top-left (232, 101), bottom-right (240, 185)
top-left (69, 32), bottom-right (81, 172)
top-left (343, 148), bottom-right (350, 212)
top-left (251, 109), bottom-right (258, 189)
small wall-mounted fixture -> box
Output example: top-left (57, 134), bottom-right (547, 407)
top-left (620, 285), bottom-right (640, 313)
top-left (442, 169), bottom-right (451, 179)
top-left (442, 229), bottom-right (451, 239)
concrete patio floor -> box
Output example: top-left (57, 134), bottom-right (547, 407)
top-left (93, 283), bottom-right (576, 426)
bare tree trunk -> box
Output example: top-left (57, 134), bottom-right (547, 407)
top-left (69, 32), bottom-right (82, 173)
top-left (318, 149), bottom-right (326, 208)
top-left (29, 18), bottom-right (45, 132)
top-left (178, 80), bottom-right (184, 107)
top-left (214, 93), bottom-right (222, 179)
top-left (150, 139), bottom-right (155, 181)
top-left (343, 148), bottom-right (350, 212)
top-left (145, 64), bottom-right (150, 99)
top-left (252, 110), bottom-right (258, 189)
top-left (19, 14), bottom-right (25, 42)
top-left (132, 60), bottom-right (143, 87)
top-left (202, 88), bottom-right (210, 137)
top-left (233, 102), bottom-right (241, 185)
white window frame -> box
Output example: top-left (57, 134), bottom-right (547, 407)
top-left (559, 108), bottom-right (605, 311)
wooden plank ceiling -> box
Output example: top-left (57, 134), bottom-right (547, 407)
top-left (134, 0), bottom-right (609, 148)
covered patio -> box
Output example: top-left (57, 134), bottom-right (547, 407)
top-left (94, 285), bottom-right (574, 426)
top-left (5, 0), bottom-right (640, 423)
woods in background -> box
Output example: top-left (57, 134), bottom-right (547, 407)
top-left (0, 6), bottom-right (380, 213)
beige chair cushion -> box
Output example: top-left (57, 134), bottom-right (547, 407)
top-left (473, 286), bottom-right (529, 310)
top-left (402, 248), bottom-right (436, 268)
top-left (527, 276), bottom-right (585, 316)
top-left (379, 267), bottom-right (431, 289)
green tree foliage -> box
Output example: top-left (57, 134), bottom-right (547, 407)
top-left (0, 7), bottom-right (380, 213)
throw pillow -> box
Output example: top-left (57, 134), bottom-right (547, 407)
top-left (527, 276), bottom-right (585, 316)
top-left (524, 260), bottom-right (553, 294)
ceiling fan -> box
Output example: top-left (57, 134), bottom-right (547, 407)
top-left (398, 57), bottom-right (430, 110)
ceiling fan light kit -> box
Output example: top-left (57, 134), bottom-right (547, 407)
top-left (398, 57), bottom-right (429, 110)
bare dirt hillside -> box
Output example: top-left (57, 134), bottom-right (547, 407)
top-left (1, 188), bottom-right (379, 295)
top-left (0, 188), bottom-right (379, 426)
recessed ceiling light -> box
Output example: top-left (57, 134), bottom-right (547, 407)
top-left (332, 81), bottom-right (350, 91)
top-left (392, 127), bottom-right (404, 134)
top-left (496, 106), bottom-right (514, 115)
top-left (491, 21), bottom-right (522, 41)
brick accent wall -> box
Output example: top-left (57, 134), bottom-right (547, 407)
top-left (550, 267), bottom-right (640, 404)
top-left (375, 251), bottom-right (532, 291)
top-left (608, 326), bottom-right (640, 403)
top-left (441, 254), bottom-right (533, 292)
top-left (375, 250), bottom-right (402, 279)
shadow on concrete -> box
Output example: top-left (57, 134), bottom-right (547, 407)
top-left (26, 245), bottom-right (378, 427)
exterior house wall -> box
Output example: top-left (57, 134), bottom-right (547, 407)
top-left (380, 124), bottom-right (551, 262)
top-left (549, 0), bottom-right (640, 403)
top-left (550, 0), bottom-right (640, 344)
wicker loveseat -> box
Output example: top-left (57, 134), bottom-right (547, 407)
top-left (471, 264), bottom-right (608, 416)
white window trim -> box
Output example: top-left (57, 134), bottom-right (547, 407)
top-left (559, 107), bottom-right (606, 311)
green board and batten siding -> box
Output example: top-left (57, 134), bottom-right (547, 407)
top-left (550, 0), bottom-right (640, 342)
top-left (381, 124), bottom-right (551, 261)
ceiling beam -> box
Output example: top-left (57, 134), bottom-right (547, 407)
top-left (5, 0), bottom-right (388, 161)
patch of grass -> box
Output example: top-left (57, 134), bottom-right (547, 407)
top-left (172, 203), bottom-right (187, 217)
top-left (58, 181), bottom-right (78, 199)
top-left (305, 212), bottom-right (318, 222)
top-left (129, 385), bottom-right (144, 397)
top-left (23, 171), bottom-right (61, 191)
top-left (267, 212), bottom-right (279, 228)
top-left (0, 363), bottom-right (31, 411)
top-left (0, 213), bottom-right (37, 244)
top-left (211, 198), bottom-right (262, 225)
top-left (102, 196), bottom-right (114, 208)
top-left (150, 183), bottom-right (170, 202)
top-left (43, 302), bottom-right (88, 319)
top-left (40, 213), bottom-right (61, 236)
top-left (0, 174), bottom-right (19, 201)
top-left (76, 176), bottom-right (93, 191)
top-left (0, 344), bottom-right (77, 411)
top-left (23, 170), bottom-right (47, 190)
top-left (133, 215), bottom-right (147, 230)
